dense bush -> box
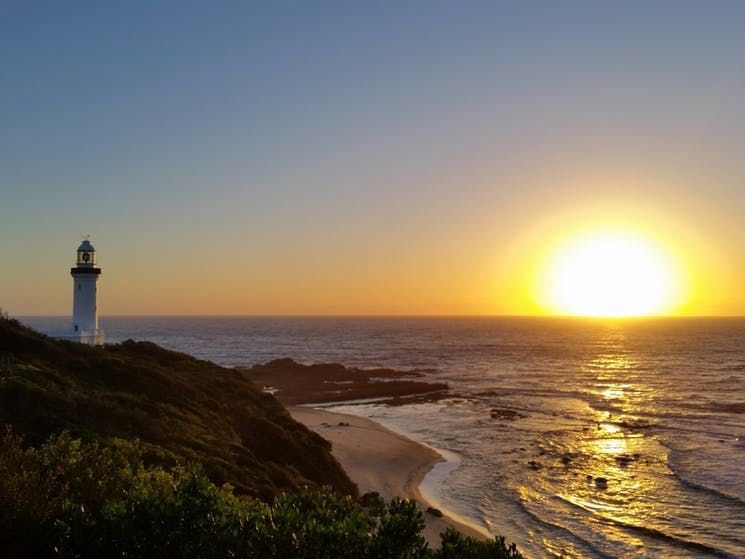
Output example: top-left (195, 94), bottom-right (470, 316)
top-left (0, 430), bottom-right (522, 559)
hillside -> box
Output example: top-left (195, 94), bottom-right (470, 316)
top-left (0, 316), bottom-right (356, 500)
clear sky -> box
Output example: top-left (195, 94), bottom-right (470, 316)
top-left (2, 1), bottom-right (744, 316)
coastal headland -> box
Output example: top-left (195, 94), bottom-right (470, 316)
top-left (1, 316), bottom-right (520, 558)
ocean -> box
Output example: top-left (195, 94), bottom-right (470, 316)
top-left (24, 316), bottom-right (745, 558)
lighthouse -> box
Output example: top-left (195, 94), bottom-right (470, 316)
top-left (70, 239), bottom-right (104, 346)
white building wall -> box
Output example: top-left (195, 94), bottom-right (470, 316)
top-left (72, 274), bottom-right (99, 334)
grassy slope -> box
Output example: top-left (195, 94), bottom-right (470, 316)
top-left (0, 317), bottom-right (356, 500)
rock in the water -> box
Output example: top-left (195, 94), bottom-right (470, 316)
top-left (614, 454), bottom-right (633, 467)
top-left (490, 408), bottom-right (525, 420)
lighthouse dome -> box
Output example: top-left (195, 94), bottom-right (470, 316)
top-left (77, 240), bottom-right (95, 252)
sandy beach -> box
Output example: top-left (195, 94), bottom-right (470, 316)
top-left (289, 406), bottom-right (489, 547)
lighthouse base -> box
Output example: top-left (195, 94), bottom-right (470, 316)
top-left (55, 329), bottom-right (105, 346)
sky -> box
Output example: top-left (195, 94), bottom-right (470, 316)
top-left (2, 1), bottom-right (744, 316)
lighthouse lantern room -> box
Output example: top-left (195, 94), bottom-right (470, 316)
top-left (70, 239), bottom-right (104, 346)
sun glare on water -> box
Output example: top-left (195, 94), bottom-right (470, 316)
top-left (540, 229), bottom-right (684, 317)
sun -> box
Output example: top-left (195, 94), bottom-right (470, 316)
top-left (540, 229), bottom-right (683, 317)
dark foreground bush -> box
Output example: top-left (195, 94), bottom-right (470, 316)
top-left (0, 429), bottom-right (522, 559)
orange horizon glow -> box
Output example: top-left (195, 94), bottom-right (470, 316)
top-left (4, 201), bottom-right (741, 318)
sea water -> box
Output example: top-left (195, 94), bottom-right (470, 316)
top-left (24, 316), bottom-right (745, 558)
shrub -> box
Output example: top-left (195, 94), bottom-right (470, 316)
top-left (0, 430), bottom-right (523, 559)
top-left (434, 529), bottom-right (523, 559)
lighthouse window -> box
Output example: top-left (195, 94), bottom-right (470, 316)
top-left (77, 284), bottom-right (82, 291)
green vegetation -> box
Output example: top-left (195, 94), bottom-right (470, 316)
top-left (0, 316), bottom-right (354, 499)
top-left (0, 316), bottom-right (524, 557)
top-left (0, 430), bottom-right (522, 558)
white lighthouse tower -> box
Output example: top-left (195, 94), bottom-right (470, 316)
top-left (70, 239), bottom-right (104, 346)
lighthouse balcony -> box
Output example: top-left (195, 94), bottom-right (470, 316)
top-left (70, 267), bottom-right (102, 275)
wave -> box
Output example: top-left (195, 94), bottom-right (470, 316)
top-left (554, 495), bottom-right (741, 558)
top-left (512, 495), bottom-right (618, 559)
top-left (674, 400), bottom-right (745, 414)
top-left (715, 364), bottom-right (745, 372)
top-left (603, 517), bottom-right (739, 558)
top-left (705, 401), bottom-right (745, 414)
top-left (669, 467), bottom-right (745, 508)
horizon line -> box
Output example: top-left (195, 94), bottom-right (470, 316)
top-left (14, 313), bottom-right (745, 319)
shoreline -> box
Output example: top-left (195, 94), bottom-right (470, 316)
top-left (288, 405), bottom-right (490, 546)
